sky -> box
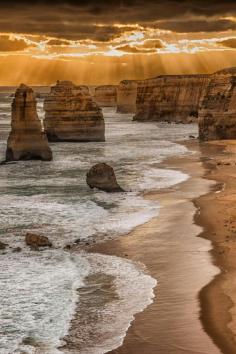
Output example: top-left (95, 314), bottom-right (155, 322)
top-left (1, 0), bottom-right (236, 84)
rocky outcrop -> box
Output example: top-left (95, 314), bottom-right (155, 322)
top-left (25, 232), bottom-right (52, 248)
top-left (86, 163), bottom-right (124, 193)
top-left (117, 80), bottom-right (138, 113)
top-left (0, 241), bottom-right (7, 250)
top-left (199, 68), bottom-right (236, 140)
top-left (94, 85), bottom-right (117, 107)
top-left (6, 84), bottom-right (52, 162)
top-left (134, 75), bottom-right (210, 123)
top-left (44, 81), bottom-right (105, 142)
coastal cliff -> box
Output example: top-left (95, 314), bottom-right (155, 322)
top-left (133, 75), bottom-right (210, 123)
top-left (199, 68), bottom-right (236, 140)
top-left (44, 81), bottom-right (105, 142)
top-left (6, 84), bottom-right (52, 161)
top-left (94, 85), bottom-right (117, 107)
top-left (117, 80), bottom-right (138, 113)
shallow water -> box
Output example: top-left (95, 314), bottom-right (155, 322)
top-left (0, 89), bottom-right (198, 354)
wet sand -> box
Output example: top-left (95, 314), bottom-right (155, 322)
top-left (88, 141), bottom-right (222, 354)
top-left (196, 140), bottom-right (236, 354)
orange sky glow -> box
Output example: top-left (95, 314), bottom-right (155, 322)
top-left (1, 1), bottom-right (236, 85)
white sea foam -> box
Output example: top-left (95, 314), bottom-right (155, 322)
top-left (0, 250), bottom-right (90, 354)
top-left (63, 253), bottom-right (157, 354)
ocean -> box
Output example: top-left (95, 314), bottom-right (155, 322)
top-left (0, 88), bottom-right (198, 354)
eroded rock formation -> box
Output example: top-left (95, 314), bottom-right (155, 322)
top-left (117, 80), bottom-right (138, 113)
top-left (6, 84), bottom-right (52, 162)
top-left (199, 68), bottom-right (236, 140)
top-left (86, 163), bottom-right (124, 193)
top-left (94, 85), bottom-right (117, 107)
top-left (134, 75), bottom-right (210, 123)
top-left (44, 81), bottom-right (105, 142)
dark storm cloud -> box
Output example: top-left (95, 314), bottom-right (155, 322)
top-left (0, 1), bottom-right (236, 39)
top-left (155, 19), bottom-right (236, 33)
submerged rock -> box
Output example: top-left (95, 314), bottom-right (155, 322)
top-left (25, 232), bottom-right (52, 248)
top-left (86, 163), bottom-right (124, 193)
top-left (44, 81), bottom-right (105, 142)
top-left (6, 84), bottom-right (52, 162)
top-left (0, 241), bottom-right (7, 250)
top-left (12, 247), bottom-right (22, 253)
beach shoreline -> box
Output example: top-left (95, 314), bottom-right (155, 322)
top-left (65, 139), bottom-right (228, 354)
top-left (195, 140), bottom-right (236, 354)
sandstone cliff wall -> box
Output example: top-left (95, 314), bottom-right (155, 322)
top-left (199, 69), bottom-right (236, 140)
top-left (134, 75), bottom-right (210, 123)
top-left (94, 85), bottom-right (117, 107)
top-left (44, 81), bottom-right (105, 142)
top-left (6, 84), bottom-right (52, 161)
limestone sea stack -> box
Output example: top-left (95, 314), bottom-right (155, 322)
top-left (134, 75), bottom-right (210, 123)
top-left (199, 68), bottom-right (236, 140)
top-left (86, 163), bottom-right (124, 193)
top-left (94, 85), bottom-right (117, 107)
top-left (44, 81), bottom-right (105, 142)
top-left (117, 80), bottom-right (138, 113)
top-left (6, 84), bottom-right (52, 162)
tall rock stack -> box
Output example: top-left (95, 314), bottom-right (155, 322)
top-left (6, 84), bottom-right (52, 162)
top-left (116, 80), bottom-right (138, 113)
top-left (199, 68), bottom-right (236, 140)
top-left (94, 85), bottom-right (117, 107)
top-left (133, 75), bottom-right (210, 123)
top-left (44, 81), bottom-right (105, 142)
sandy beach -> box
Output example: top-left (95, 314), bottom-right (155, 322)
top-left (63, 140), bottom-right (230, 354)
top-left (196, 140), bottom-right (236, 354)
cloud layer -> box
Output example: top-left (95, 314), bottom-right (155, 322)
top-left (1, 1), bottom-right (236, 84)
top-left (0, 1), bottom-right (236, 40)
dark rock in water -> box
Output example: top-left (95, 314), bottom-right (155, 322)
top-left (86, 163), bottom-right (124, 193)
top-left (189, 135), bottom-right (196, 139)
top-left (0, 241), bottom-right (7, 250)
top-left (12, 247), bottom-right (22, 253)
top-left (22, 336), bottom-right (40, 347)
top-left (25, 232), bottom-right (52, 248)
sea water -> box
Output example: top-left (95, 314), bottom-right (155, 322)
top-left (0, 89), bottom-right (198, 354)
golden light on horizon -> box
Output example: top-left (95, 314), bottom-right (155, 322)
top-left (1, 1), bottom-right (236, 85)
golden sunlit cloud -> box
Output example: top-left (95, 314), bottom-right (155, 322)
top-left (1, 1), bottom-right (236, 84)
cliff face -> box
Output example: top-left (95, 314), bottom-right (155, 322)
top-left (44, 81), bottom-right (105, 142)
top-left (6, 84), bottom-right (52, 162)
top-left (199, 69), bottom-right (236, 140)
top-left (94, 85), bottom-right (117, 107)
top-left (134, 75), bottom-right (210, 123)
top-left (116, 80), bottom-right (138, 113)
